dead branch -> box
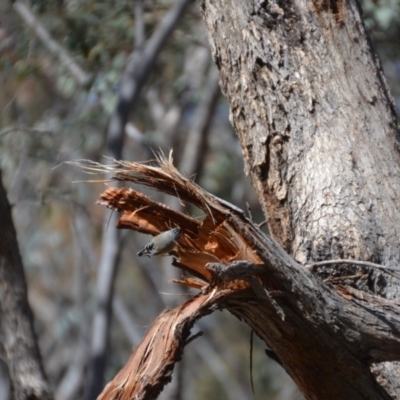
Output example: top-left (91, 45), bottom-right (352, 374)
top-left (72, 155), bottom-right (400, 400)
top-left (98, 289), bottom-right (239, 400)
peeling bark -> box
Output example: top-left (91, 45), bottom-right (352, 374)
top-left (200, 0), bottom-right (400, 264)
top-left (73, 1), bottom-right (400, 398)
top-left (199, 0), bottom-right (400, 397)
top-left (75, 155), bottom-right (400, 400)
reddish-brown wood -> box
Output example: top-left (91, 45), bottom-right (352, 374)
top-left (87, 155), bottom-right (400, 400)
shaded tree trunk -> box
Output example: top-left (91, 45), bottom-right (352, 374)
top-left (0, 171), bottom-right (53, 400)
top-left (200, 0), bottom-right (400, 398)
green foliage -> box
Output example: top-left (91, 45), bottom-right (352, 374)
top-left (361, 0), bottom-right (400, 108)
top-left (362, 0), bottom-right (400, 30)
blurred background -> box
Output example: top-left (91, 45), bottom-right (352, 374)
top-left (0, 1), bottom-right (399, 399)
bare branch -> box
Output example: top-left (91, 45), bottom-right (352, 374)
top-left (134, 0), bottom-right (145, 51)
top-left (307, 259), bottom-right (400, 274)
top-left (106, 0), bottom-right (192, 159)
top-left (179, 65), bottom-right (220, 180)
top-left (0, 125), bottom-right (53, 138)
top-left (85, 212), bottom-right (121, 400)
top-left (98, 289), bottom-right (234, 400)
top-left (85, 1), bottom-right (191, 398)
top-left (55, 340), bottom-right (87, 400)
top-left (13, 1), bottom-right (90, 87)
top-left (72, 156), bottom-right (400, 399)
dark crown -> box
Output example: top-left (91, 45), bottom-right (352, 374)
top-left (170, 228), bottom-right (181, 239)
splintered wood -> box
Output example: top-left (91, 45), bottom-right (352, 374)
top-left (98, 290), bottom-right (230, 400)
top-left (93, 153), bottom-right (263, 285)
top-left (72, 154), bottom-right (265, 400)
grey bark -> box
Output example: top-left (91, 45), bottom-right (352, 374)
top-left (0, 171), bottom-right (53, 400)
top-left (200, 0), bottom-right (400, 398)
top-left (90, 151), bottom-right (400, 400)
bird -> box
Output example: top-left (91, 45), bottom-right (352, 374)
top-left (137, 228), bottom-right (181, 257)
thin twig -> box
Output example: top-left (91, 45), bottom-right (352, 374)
top-left (246, 202), bottom-right (253, 222)
top-left (306, 259), bottom-right (400, 273)
top-left (323, 273), bottom-right (365, 284)
top-left (179, 65), bottom-right (220, 180)
top-left (250, 329), bottom-right (255, 395)
top-left (185, 331), bottom-right (203, 346)
top-left (258, 220), bottom-right (267, 228)
top-left (0, 126), bottom-right (53, 137)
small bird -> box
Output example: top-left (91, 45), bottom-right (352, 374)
top-left (137, 228), bottom-right (181, 257)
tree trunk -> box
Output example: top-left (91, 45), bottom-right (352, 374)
top-left (200, 0), bottom-right (400, 398)
top-left (0, 171), bottom-right (53, 400)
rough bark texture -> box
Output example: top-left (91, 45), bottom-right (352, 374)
top-left (201, 0), bottom-right (400, 264)
top-left (0, 172), bottom-right (53, 400)
top-left (84, 157), bottom-right (400, 400)
top-left (200, 0), bottom-right (400, 397)
top-left (98, 290), bottom-right (231, 400)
